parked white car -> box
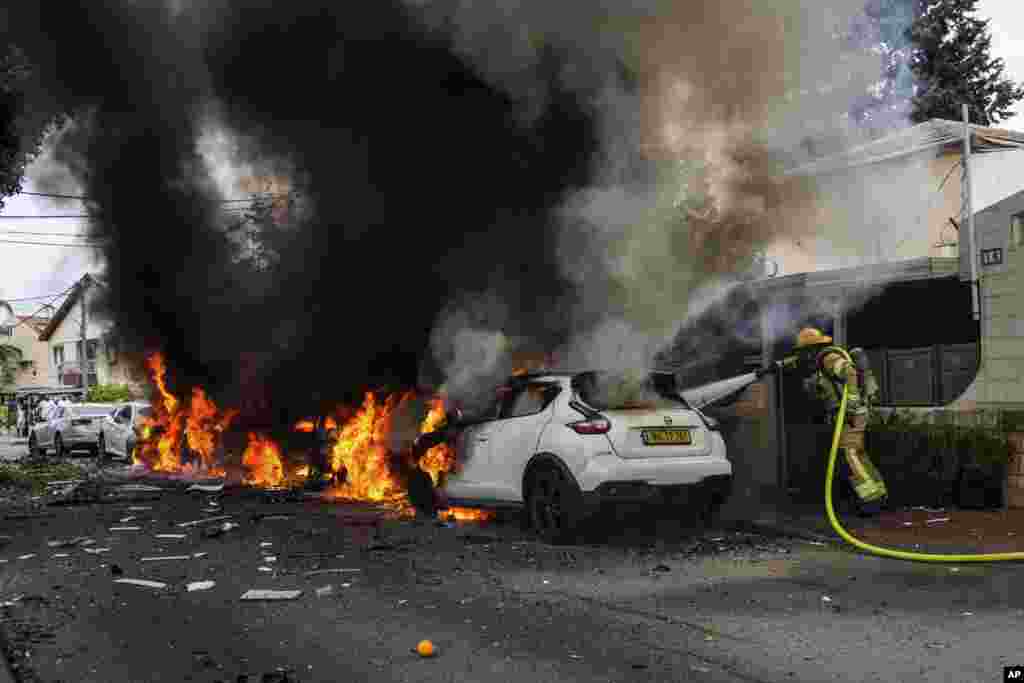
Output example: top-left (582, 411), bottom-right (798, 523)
top-left (97, 401), bottom-right (154, 460)
top-left (420, 370), bottom-right (732, 543)
top-left (28, 403), bottom-right (115, 458)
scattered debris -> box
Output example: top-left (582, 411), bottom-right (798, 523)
top-left (416, 640), bottom-right (436, 657)
top-left (258, 567), bottom-right (273, 572)
top-left (141, 555), bottom-right (192, 562)
top-left (821, 596), bottom-right (833, 603)
top-left (187, 581), bottom-right (215, 592)
top-left (961, 611), bottom-right (974, 616)
top-left (568, 653), bottom-right (582, 660)
top-left (109, 526), bottom-right (142, 532)
top-left (193, 552), bottom-right (208, 559)
top-left (117, 484), bottom-right (163, 493)
top-left (263, 556), bottom-right (277, 563)
top-left (805, 541), bottom-right (826, 546)
top-left (114, 579), bottom-right (167, 589)
top-left (51, 553), bottom-right (70, 559)
top-left (177, 515), bottom-right (233, 528)
top-left (902, 522), bottom-right (914, 527)
top-left (110, 564), bottom-right (123, 576)
top-left (17, 554), bottom-right (36, 560)
top-left (925, 517), bottom-right (951, 525)
top-left (187, 483), bottom-right (225, 493)
top-left (950, 567), bottom-right (960, 573)
top-left (652, 564), bottom-right (671, 573)
top-left (119, 516), bottom-right (137, 523)
top-left (239, 589), bottom-right (302, 601)
top-left (83, 548), bottom-right (111, 555)
top-left (202, 521), bottom-right (239, 538)
top-left (912, 506), bottom-right (945, 513)
top-left (127, 506), bottom-right (152, 511)
top-left (47, 536), bottom-right (91, 549)
top-left (303, 568), bottom-right (361, 577)
top-left (0, 595), bottom-right (23, 607)
top-left (260, 542), bottom-right (273, 547)
top-left (692, 665), bottom-right (711, 673)
top-left (155, 534), bottom-right (187, 540)
top-left (315, 585), bottom-right (334, 598)
top-left (252, 513), bottom-right (293, 522)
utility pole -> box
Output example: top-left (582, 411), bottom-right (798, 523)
top-left (962, 103), bottom-right (981, 322)
top-left (79, 278), bottom-right (89, 395)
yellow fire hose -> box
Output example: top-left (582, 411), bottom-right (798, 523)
top-left (826, 381), bottom-right (1024, 562)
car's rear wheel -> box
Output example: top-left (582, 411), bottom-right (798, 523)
top-left (525, 466), bottom-right (585, 545)
top-left (54, 434), bottom-right (66, 459)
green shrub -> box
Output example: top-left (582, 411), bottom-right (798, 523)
top-left (86, 384), bottom-right (133, 403)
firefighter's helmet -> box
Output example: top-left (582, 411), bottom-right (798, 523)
top-left (795, 327), bottom-right (832, 348)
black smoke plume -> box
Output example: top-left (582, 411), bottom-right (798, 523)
top-left (3, 1), bottom-right (622, 423)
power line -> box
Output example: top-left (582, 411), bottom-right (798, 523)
top-left (2, 290), bottom-right (78, 303)
top-left (0, 238), bottom-right (102, 248)
top-left (15, 190), bottom-right (293, 203)
top-left (0, 229), bottom-right (95, 238)
top-left (16, 192), bottom-right (90, 200)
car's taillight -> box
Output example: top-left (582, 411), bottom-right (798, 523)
top-left (568, 417), bottom-right (611, 434)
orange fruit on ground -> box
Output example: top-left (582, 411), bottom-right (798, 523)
top-left (417, 640), bottom-right (436, 657)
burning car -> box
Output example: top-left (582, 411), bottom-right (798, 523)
top-left (96, 401), bottom-right (154, 460)
top-left (414, 370), bottom-right (733, 543)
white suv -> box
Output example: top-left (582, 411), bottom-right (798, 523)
top-left (422, 370), bottom-right (732, 543)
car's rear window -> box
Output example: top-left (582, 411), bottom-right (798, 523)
top-left (573, 371), bottom-right (688, 411)
top-left (72, 406), bottom-right (112, 418)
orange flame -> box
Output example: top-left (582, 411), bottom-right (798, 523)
top-left (443, 507), bottom-right (496, 522)
top-left (418, 397), bottom-right (456, 487)
top-left (135, 352), bottom-right (236, 476)
top-left (242, 432), bottom-right (285, 487)
top-left (326, 392), bottom-right (411, 505)
top-left (293, 419), bottom-right (315, 433)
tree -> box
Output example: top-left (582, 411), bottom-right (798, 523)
top-left (0, 344), bottom-right (22, 389)
top-left (0, 45), bottom-right (64, 210)
top-left (906, 0), bottom-right (1024, 125)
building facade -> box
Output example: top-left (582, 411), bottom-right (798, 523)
top-left (37, 275), bottom-right (146, 395)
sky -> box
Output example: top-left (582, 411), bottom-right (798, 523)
top-left (1, 0), bottom-right (1022, 313)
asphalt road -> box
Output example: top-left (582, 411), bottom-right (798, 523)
top-left (0, 455), bottom-right (1020, 682)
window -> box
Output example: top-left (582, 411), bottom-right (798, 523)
top-left (0, 326), bottom-right (11, 337)
top-left (116, 406), bottom-right (132, 424)
top-left (501, 383), bottom-right (560, 419)
top-left (86, 340), bottom-right (99, 360)
top-left (53, 344), bottom-right (64, 367)
top-left (1012, 213), bottom-right (1024, 250)
top-left (573, 371), bottom-right (685, 411)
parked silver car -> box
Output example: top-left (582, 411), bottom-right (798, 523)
top-left (97, 401), bottom-right (153, 460)
top-left (28, 403), bottom-right (114, 458)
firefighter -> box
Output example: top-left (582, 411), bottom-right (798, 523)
top-left (779, 327), bottom-right (888, 517)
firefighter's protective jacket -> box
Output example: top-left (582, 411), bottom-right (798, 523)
top-left (805, 345), bottom-right (868, 422)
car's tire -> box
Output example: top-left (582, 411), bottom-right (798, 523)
top-left (54, 434), bottom-right (65, 459)
top-left (525, 465), bottom-right (585, 545)
top-left (28, 433), bottom-right (43, 458)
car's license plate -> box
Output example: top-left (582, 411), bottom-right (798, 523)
top-left (641, 428), bottom-right (692, 445)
